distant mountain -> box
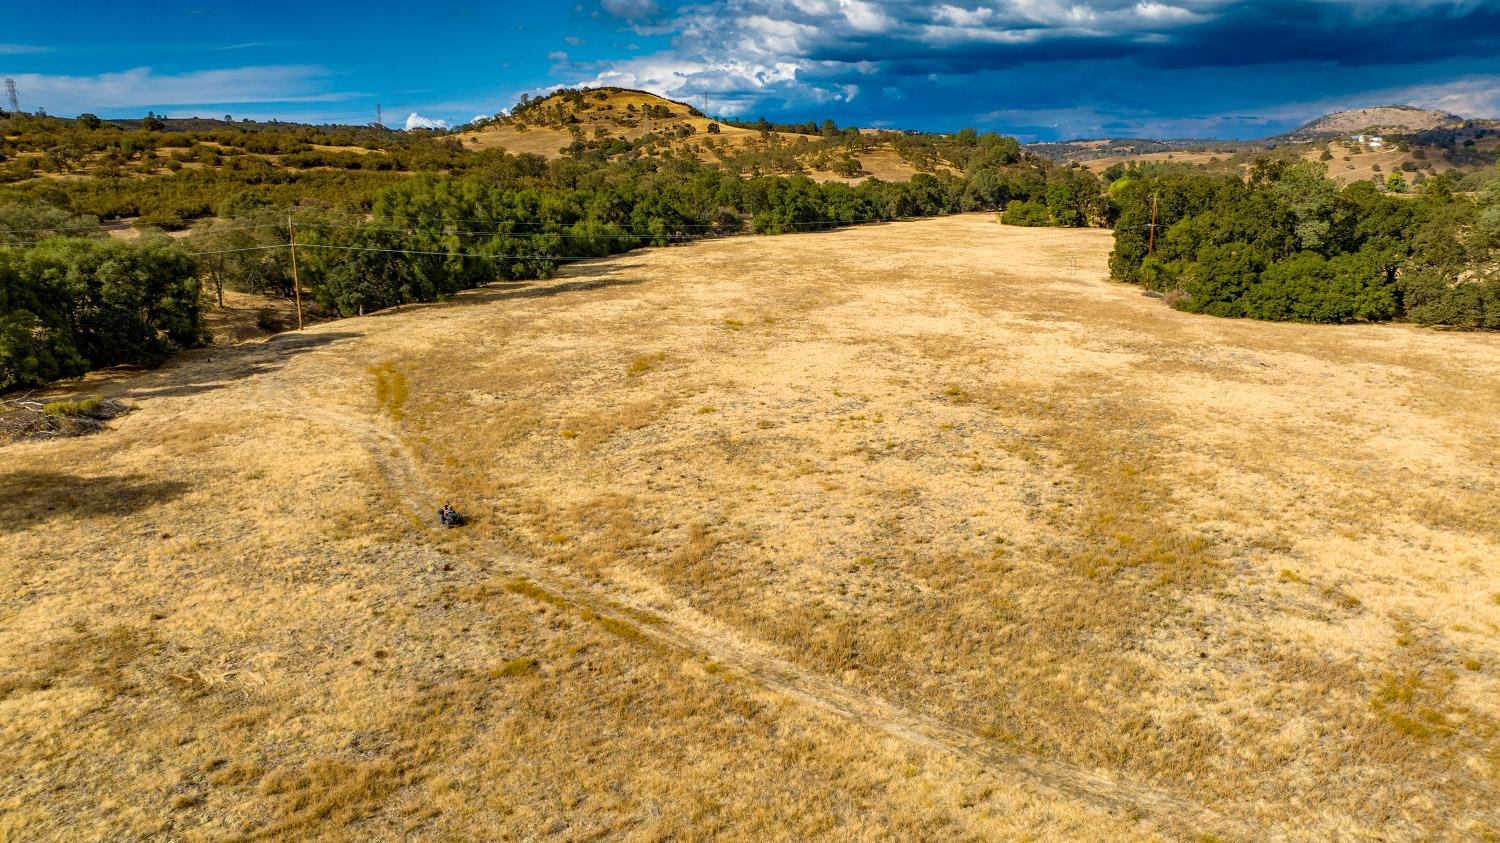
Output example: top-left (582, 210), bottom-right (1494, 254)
top-left (1289, 105), bottom-right (1461, 138)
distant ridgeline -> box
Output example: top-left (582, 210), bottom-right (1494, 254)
top-left (4, 91), bottom-right (1498, 392)
top-left (0, 89), bottom-right (1116, 390)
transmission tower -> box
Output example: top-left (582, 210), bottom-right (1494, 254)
top-left (5, 79), bottom-right (18, 114)
top-left (375, 104), bottom-right (383, 129)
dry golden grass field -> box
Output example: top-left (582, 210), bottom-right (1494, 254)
top-left (3, 215), bottom-right (1499, 840)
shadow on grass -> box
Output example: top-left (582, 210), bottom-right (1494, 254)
top-left (483, 275), bottom-right (649, 302)
top-left (24, 258), bottom-right (644, 404)
top-left (0, 470), bottom-right (190, 533)
top-left (408, 262), bottom-right (647, 309)
top-left (116, 331), bottom-right (364, 401)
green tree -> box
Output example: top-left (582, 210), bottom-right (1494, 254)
top-left (1175, 242), bottom-right (1271, 317)
top-left (0, 249), bottom-right (86, 389)
top-left (1001, 199), bottom-right (1051, 226)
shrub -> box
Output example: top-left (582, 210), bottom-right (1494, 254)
top-left (43, 397), bottom-right (102, 416)
top-left (1001, 199), bottom-right (1051, 227)
top-left (831, 157), bottom-right (864, 178)
top-left (1, 395), bottom-right (129, 441)
top-left (255, 308), bottom-right (285, 333)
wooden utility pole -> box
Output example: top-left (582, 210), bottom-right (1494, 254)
top-left (1147, 193), bottom-right (1159, 257)
top-left (287, 213), bottom-right (304, 330)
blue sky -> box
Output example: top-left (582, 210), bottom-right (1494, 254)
top-left (3, 1), bottom-right (1499, 140)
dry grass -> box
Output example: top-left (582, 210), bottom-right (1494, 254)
top-left (3, 215), bottom-right (1498, 839)
top-left (457, 89), bottom-right (944, 184)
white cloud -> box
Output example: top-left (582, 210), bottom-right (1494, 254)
top-left (0, 43), bottom-right (49, 55)
top-left (1394, 75), bottom-right (1500, 118)
top-left (5, 65), bottom-right (353, 112)
top-left (404, 112), bottom-right (449, 130)
top-left (548, 50), bottom-right (570, 62)
top-left (601, 0), bottom-right (660, 20)
top-left (839, 0), bottom-right (896, 33)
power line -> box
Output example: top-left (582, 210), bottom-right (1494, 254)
top-left (287, 220), bottom-right (715, 239)
top-left (1, 219), bottom-right (287, 235)
top-left (297, 209), bottom-right (952, 232)
top-left (184, 244), bottom-right (288, 256)
top-left (291, 243), bottom-right (607, 259)
top-left (182, 242), bottom-right (627, 261)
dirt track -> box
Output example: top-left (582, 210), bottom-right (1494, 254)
top-left (3, 215), bottom-right (1498, 839)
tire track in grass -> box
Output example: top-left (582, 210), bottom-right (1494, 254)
top-left (258, 366), bottom-right (1249, 842)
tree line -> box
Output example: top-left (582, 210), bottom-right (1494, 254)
top-left (1, 134), bottom-right (1108, 389)
top-left (1109, 160), bottom-right (1500, 326)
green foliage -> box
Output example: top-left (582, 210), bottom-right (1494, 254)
top-left (830, 156), bottom-right (864, 178)
top-left (1110, 158), bottom-right (1500, 327)
top-left (1043, 167), bottom-right (1106, 226)
top-left (43, 397), bottom-right (101, 416)
top-left (1001, 199), bottom-right (1052, 226)
top-left (1242, 250), bottom-right (1396, 322)
top-left (0, 235), bottom-right (201, 390)
top-left (188, 210), bottom-right (291, 301)
top-left (0, 200), bottom-right (102, 245)
top-left (255, 308), bottom-right (285, 333)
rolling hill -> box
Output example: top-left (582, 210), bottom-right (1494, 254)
top-left (457, 87), bottom-right (957, 184)
top-left (1289, 104), bottom-right (1461, 138)
top-left (1034, 103), bottom-right (1499, 187)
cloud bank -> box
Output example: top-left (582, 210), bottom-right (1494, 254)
top-left (404, 112), bottom-right (449, 130)
top-left (3, 65), bottom-right (354, 112)
top-left (582, 0), bottom-right (1500, 138)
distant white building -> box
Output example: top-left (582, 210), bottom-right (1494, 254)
top-left (1350, 134), bottom-right (1385, 148)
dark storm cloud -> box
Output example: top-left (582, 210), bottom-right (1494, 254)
top-left (803, 2), bottom-right (1500, 73)
top-left (580, 0), bottom-right (1500, 139)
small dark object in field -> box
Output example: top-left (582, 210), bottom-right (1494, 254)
top-left (1142, 290), bottom-right (1165, 299)
top-left (0, 395), bottom-right (133, 442)
top-left (439, 503), bottom-right (464, 528)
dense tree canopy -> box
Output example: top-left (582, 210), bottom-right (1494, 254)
top-left (0, 236), bottom-right (201, 389)
top-left (1110, 160), bottom-right (1500, 326)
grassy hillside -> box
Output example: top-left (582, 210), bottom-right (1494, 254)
top-left (1034, 106), bottom-right (1500, 189)
top-left (1291, 105), bottom-right (1460, 137)
top-left (4, 216), bottom-right (1497, 839)
top-left (460, 87), bottom-right (962, 184)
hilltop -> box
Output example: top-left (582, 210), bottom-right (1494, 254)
top-left (1030, 103), bottom-right (1499, 188)
top-left (457, 87), bottom-right (961, 184)
top-left (1290, 104), bottom-right (1461, 137)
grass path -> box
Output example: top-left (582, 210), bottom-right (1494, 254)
top-left (4, 214), bottom-right (1498, 839)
